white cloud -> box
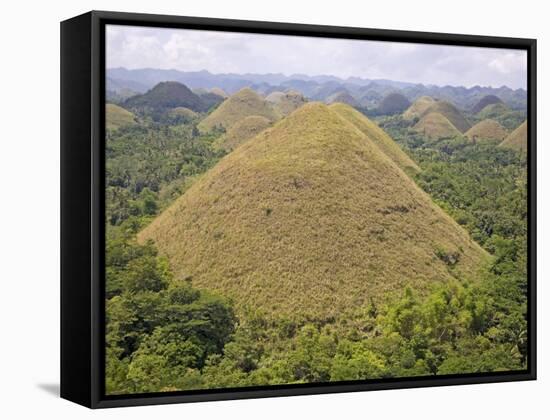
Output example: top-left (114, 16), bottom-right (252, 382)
top-left (488, 51), bottom-right (527, 75)
top-left (106, 25), bottom-right (527, 89)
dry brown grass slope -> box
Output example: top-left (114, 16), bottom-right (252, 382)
top-left (106, 103), bottom-right (137, 131)
top-left (198, 87), bottom-right (279, 133)
top-left (413, 112), bottom-right (462, 140)
top-left (329, 103), bottom-right (420, 173)
top-left (139, 103), bottom-right (488, 321)
top-left (403, 96), bottom-right (436, 120)
top-left (465, 119), bottom-right (508, 142)
top-left (215, 115), bottom-right (272, 151)
top-left (500, 121), bottom-right (528, 152)
top-left (210, 87), bottom-right (228, 98)
top-left (420, 101), bottom-right (471, 133)
top-left (267, 90), bottom-right (308, 117)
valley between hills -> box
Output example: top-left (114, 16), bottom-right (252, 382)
top-left (105, 74), bottom-right (528, 394)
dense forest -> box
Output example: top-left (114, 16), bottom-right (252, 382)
top-left (104, 89), bottom-right (528, 395)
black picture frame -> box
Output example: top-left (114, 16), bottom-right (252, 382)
top-left (61, 10), bottom-right (537, 409)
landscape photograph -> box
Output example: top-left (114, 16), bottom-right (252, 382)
top-left (104, 25), bottom-right (529, 395)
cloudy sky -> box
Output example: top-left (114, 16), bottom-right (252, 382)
top-left (106, 25), bottom-right (527, 89)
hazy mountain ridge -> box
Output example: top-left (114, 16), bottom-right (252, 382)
top-left (107, 67), bottom-right (527, 110)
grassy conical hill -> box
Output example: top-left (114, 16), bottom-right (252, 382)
top-left (326, 91), bottom-right (360, 108)
top-left (329, 103), bottom-right (420, 173)
top-left (465, 119), bottom-right (508, 142)
top-left (215, 115), bottom-right (272, 151)
top-left (266, 90), bottom-right (307, 117)
top-left (265, 91), bottom-right (285, 103)
top-left (499, 121), bottom-right (527, 152)
top-left (210, 87), bottom-right (228, 98)
top-left (472, 94), bottom-right (503, 114)
top-left (377, 92), bottom-right (411, 115)
top-left (198, 88), bottom-right (279, 133)
top-left (413, 112), bottom-right (463, 140)
top-left (476, 103), bottom-right (525, 131)
top-left (139, 102), bottom-right (488, 321)
top-left (106, 103), bottom-right (137, 131)
top-left (170, 107), bottom-right (198, 118)
top-left (403, 96), bottom-right (435, 120)
top-left (477, 102), bottom-right (509, 120)
top-left (124, 81), bottom-right (207, 113)
top-left (420, 101), bottom-right (471, 133)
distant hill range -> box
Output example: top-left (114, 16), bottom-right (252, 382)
top-left (107, 67), bottom-right (527, 111)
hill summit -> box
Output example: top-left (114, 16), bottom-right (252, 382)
top-left (465, 119), bottom-right (508, 142)
top-left (329, 103), bottom-right (420, 173)
top-left (215, 115), bottom-right (272, 151)
top-left (420, 100), bottom-right (471, 133)
top-left (413, 112), bottom-right (462, 140)
top-left (198, 88), bottom-right (279, 133)
top-left (139, 102), bottom-right (487, 321)
top-left (472, 94), bottom-right (504, 114)
top-left (403, 96), bottom-right (436, 120)
top-left (500, 121), bottom-right (528, 152)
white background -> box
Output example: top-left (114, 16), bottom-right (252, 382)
top-left (0, 0), bottom-right (547, 418)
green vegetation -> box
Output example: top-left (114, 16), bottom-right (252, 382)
top-left (105, 112), bottom-right (226, 226)
top-left (200, 259), bottom-right (526, 385)
top-left (380, 116), bottom-right (526, 236)
top-left (475, 103), bottom-right (526, 131)
top-left (106, 225), bottom-right (236, 394)
top-left (106, 232), bottom-right (526, 394)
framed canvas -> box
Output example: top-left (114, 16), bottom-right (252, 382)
top-left (60, 10), bottom-right (536, 408)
